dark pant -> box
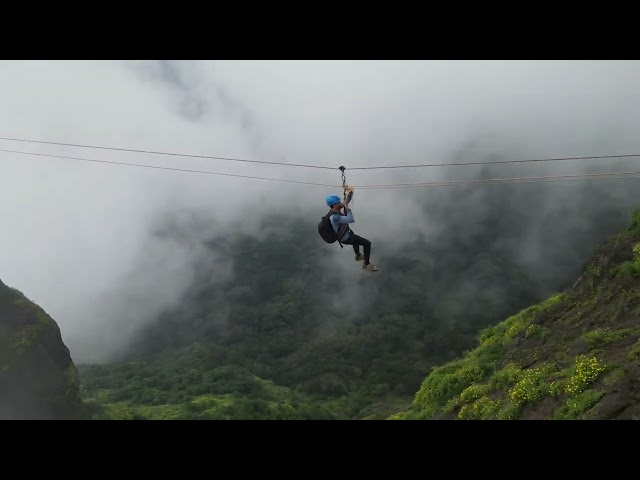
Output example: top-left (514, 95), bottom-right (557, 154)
top-left (343, 232), bottom-right (372, 264)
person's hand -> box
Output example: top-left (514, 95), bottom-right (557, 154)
top-left (345, 186), bottom-right (354, 205)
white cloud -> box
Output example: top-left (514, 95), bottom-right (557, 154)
top-left (1, 60), bottom-right (640, 361)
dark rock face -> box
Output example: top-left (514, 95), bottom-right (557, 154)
top-left (0, 279), bottom-right (86, 420)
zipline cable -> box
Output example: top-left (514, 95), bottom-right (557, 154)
top-left (4, 148), bottom-right (640, 190)
top-left (2, 135), bottom-right (640, 172)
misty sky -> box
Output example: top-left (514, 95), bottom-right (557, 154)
top-left (2, 60), bottom-right (640, 362)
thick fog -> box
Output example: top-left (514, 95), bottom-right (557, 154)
top-left (1, 60), bottom-right (639, 362)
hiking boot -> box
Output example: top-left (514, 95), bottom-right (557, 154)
top-left (363, 262), bottom-right (378, 272)
top-left (355, 254), bottom-right (365, 262)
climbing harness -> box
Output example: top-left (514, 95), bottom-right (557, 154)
top-left (339, 166), bottom-right (347, 201)
top-left (339, 166), bottom-right (353, 203)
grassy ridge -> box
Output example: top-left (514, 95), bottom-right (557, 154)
top-left (392, 212), bottom-right (640, 420)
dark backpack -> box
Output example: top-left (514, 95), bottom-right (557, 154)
top-left (318, 210), bottom-right (344, 248)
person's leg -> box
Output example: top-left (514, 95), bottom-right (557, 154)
top-left (349, 234), bottom-right (372, 264)
top-left (343, 232), bottom-right (362, 260)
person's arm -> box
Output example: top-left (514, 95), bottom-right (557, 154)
top-left (338, 209), bottom-right (356, 223)
top-left (338, 206), bottom-right (354, 223)
top-left (331, 207), bottom-right (354, 227)
top-left (340, 186), bottom-right (355, 221)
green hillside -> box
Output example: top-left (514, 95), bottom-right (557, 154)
top-left (76, 202), bottom-right (635, 420)
top-left (392, 210), bottom-right (640, 420)
top-left (77, 207), bottom-right (550, 419)
top-left (5, 198), bottom-right (638, 420)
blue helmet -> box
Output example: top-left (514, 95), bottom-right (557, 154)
top-left (326, 194), bottom-right (341, 207)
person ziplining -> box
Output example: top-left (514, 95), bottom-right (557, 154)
top-left (318, 167), bottom-right (378, 272)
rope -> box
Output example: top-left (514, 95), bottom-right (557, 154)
top-left (0, 136), bottom-right (336, 171)
top-left (3, 147), bottom-right (640, 190)
top-left (2, 135), bottom-right (640, 172)
top-left (348, 153), bottom-right (640, 170)
top-left (356, 170), bottom-right (640, 189)
top-left (0, 149), bottom-right (339, 188)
